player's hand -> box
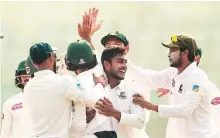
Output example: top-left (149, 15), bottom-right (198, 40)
top-left (78, 8), bottom-right (103, 39)
top-left (92, 73), bottom-right (108, 87)
top-left (133, 94), bottom-right (153, 110)
top-left (86, 107), bottom-right (96, 123)
top-left (156, 88), bottom-right (170, 98)
top-left (94, 97), bottom-right (121, 121)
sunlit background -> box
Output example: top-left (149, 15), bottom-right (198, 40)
top-left (1, 1), bottom-right (220, 138)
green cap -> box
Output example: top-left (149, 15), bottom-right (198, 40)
top-left (101, 31), bottom-right (129, 46)
top-left (66, 40), bottom-right (94, 65)
top-left (29, 42), bottom-right (54, 64)
top-left (26, 56), bottom-right (38, 75)
top-left (15, 60), bottom-right (27, 76)
top-left (162, 35), bottom-right (198, 53)
top-left (16, 60), bottom-right (26, 73)
top-left (195, 47), bottom-right (202, 57)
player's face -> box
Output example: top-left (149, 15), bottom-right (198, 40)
top-left (105, 37), bottom-right (125, 48)
top-left (108, 54), bottom-right (127, 80)
top-left (20, 75), bottom-right (31, 83)
top-left (16, 74), bottom-right (31, 88)
top-left (168, 48), bottom-right (182, 67)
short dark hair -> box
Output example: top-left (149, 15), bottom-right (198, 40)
top-left (101, 46), bottom-right (126, 68)
top-left (180, 48), bottom-right (195, 62)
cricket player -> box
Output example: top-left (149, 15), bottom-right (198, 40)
top-left (77, 8), bottom-right (151, 138)
top-left (65, 40), bottom-right (116, 138)
top-left (1, 60), bottom-right (31, 138)
top-left (93, 46), bottom-right (148, 138)
top-left (132, 35), bottom-right (219, 138)
top-left (157, 48), bottom-right (203, 98)
top-left (22, 42), bottom-right (105, 138)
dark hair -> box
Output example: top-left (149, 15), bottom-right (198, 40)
top-left (66, 55), bottom-right (98, 71)
top-left (180, 48), bottom-right (195, 62)
top-left (101, 46), bottom-right (126, 69)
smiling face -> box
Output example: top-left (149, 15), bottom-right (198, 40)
top-left (104, 53), bottom-right (127, 80)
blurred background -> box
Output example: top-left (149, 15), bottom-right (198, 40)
top-left (1, 1), bottom-right (220, 138)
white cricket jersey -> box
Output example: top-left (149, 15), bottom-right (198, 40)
top-left (103, 80), bottom-right (148, 138)
top-left (209, 82), bottom-right (220, 134)
top-left (70, 65), bottom-right (113, 138)
top-left (157, 63), bottom-right (218, 138)
top-left (1, 92), bottom-right (23, 138)
top-left (95, 50), bottom-right (151, 138)
top-left (22, 70), bottom-right (82, 138)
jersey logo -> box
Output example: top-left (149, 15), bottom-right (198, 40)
top-left (172, 79), bottom-right (175, 87)
top-left (79, 59), bottom-right (85, 64)
top-left (178, 84), bottom-right (183, 93)
top-left (2, 114), bottom-right (4, 120)
top-left (192, 85), bottom-right (200, 92)
top-left (119, 92), bottom-right (127, 99)
top-left (211, 97), bottom-right (220, 105)
top-left (12, 102), bottom-right (23, 110)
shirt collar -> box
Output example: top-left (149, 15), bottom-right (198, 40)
top-left (34, 70), bottom-right (55, 78)
top-left (107, 80), bottom-right (125, 90)
top-left (176, 62), bottom-right (197, 79)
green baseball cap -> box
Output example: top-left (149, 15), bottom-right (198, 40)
top-left (26, 56), bottom-right (38, 75)
top-left (66, 40), bottom-right (94, 65)
top-left (29, 42), bottom-right (54, 64)
top-left (101, 31), bottom-right (129, 46)
top-left (162, 35), bottom-right (198, 53)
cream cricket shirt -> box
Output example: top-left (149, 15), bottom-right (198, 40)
top-left (22, 70), bottom-right (82, 138)
top-left (103, 80), bottom-right (147, 138)
top-left (158, 63), bottom-right (218, 138)
top-left (70, 65), bottom-right (113, 138)
top-left (1, 92), bottom-right (23, 138)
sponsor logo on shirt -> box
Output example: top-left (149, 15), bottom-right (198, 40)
top-left (192, 85), bottom-right (200, 92)
top-left (12, 102), bottom-right (23, 110)
top-left (211, 97), bottom-right (220, 105)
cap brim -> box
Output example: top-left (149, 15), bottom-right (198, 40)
top-left (101, 35), bottom-right (123, 46)
top-left (162, 42), bottom-right (180, 48)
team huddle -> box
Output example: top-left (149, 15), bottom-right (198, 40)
top-left (1, 8), bottom-right (220, 138)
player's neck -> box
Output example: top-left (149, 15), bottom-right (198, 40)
top-left (177, 61), bottom-right (192, 74)
top-left (107, 75), bottom-right (120, 89)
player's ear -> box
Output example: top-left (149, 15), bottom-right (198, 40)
top-left (194, 55), bottom-right (200, 63)
top-left (125, 45), bottom-right (130, 54)
top-left (103, 61), bottom-right (111, 71)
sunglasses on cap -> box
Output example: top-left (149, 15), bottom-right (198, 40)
top-left (171, 36), bottom-right (191, 50)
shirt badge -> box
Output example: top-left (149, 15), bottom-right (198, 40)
top-left (178, 84), bottom-right (183, 93)
top-left (192, 85), bottom-right (200, 92)
top-left (211, 97), bottom-right (220, 105)
top-left (119, 92), bottom-right (127, 99)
